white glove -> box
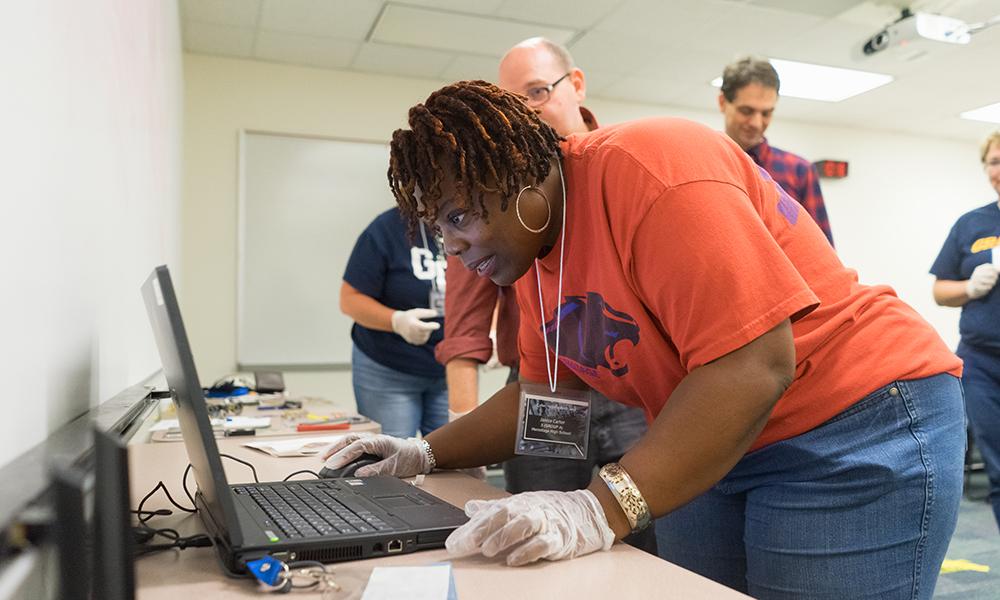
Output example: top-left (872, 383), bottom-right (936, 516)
top-left (391, 308), bottom-right (440, 345)
top-left (322, 433), bottom-right (431, 478)
top-left (966, 263), bottom-right (999, 299)
top-left (446, 490), bottom-right (615, 566)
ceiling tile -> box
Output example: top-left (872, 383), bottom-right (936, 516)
top-left (594, 0), bottom-right (728, 43)
top-left (180, 0), bottom-right (262, 27)
top-left (747, 0), bottom-right (866, 18)
top-left (351, 42), bottom-right (456, 79)
top-left (599, 75), bottom-right (697, 105)
top-left (371, 3), bottom-right (575, 56)
top-left (494, 0), bottom-right (625, 30)
top-left (438, 55), bottom-right (503, 81)
top-left (183, 21), bottom-right (255, 58)
top-left (254, 31), bottom-right (359, 69)
top-left (568, 30), bottom-right (663, 74)
top-left (259, 0), bottom-right (382, 40)
top-left (393, 0), bottom-right (505, 14)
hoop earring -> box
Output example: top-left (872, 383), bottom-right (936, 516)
top-left (515, 186), bottom-right (552, 234)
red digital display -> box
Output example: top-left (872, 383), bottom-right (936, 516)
top-left (813, 160), bottom-right (849, 179)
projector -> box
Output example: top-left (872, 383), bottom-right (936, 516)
top-left (860, 11), bottom-right (971, 60)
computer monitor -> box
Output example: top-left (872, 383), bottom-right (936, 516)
top-left (50, 426), bottom-right (135, 600)
top-left (92, 427), bottom-right (135, 600)
top-left (51, 460), bottom-right (92, 600)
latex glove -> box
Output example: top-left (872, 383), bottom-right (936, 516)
top-left (322, 433), bottom-right (431, 478)
top-left (446, 490), bottom-right (615, 566)
top-left (391, 308), bottom-right (440, 345)
top-left (966, 263), bottom-right (999, 299)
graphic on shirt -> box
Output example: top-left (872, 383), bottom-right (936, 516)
top-left (756, 165), bottom-right (799, 226)
top-left (544, 292), bottom-right (639, 378)
top-left (411, 247), bottom-right (446, 289)
top-left (970, 236), bottom-right (998, 253)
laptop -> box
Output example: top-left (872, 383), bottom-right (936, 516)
top-left (140, 265), bottom-right (467, 574)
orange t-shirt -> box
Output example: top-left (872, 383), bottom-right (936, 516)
top-left (514, 118), bottom-right (961, 451)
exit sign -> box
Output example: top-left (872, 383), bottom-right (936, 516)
top-left (814, 160), bottom-right (849, 179)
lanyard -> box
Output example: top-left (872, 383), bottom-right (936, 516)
top-left (536, 161), bottom-right (567, 393)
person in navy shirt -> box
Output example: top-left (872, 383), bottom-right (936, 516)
top-left (931, 130), bottom-right (1000, 529)
top-left (340, 207), bottom-right (448, 438)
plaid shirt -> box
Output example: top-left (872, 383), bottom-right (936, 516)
top-left (747, 138), bottom-right (834, 246)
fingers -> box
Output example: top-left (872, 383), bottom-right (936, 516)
top-left (323, 439), bottom-right (367, 469)
top-left (410, 308), bottom-right (440, 321)
top-left (507, 531), bottom-right (560, 566)
top-left (321, 434), bottom-right (363, 460)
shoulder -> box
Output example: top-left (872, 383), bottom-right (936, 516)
top-left (564, 117), bottom-right (749, 188)
top-left (765, 142), bottom-right (812, 170)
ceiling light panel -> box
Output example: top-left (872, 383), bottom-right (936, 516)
top-left (711, 58), bottom-right (893, 102)
top-left (371, 3), bottom-right (575, 56)
top-left (960, 101), bottom-right (1000, 124)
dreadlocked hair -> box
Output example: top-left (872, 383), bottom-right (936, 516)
top-left (388, 80), bottom-right (563, 233)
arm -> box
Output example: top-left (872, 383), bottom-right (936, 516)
top-left (587, 319), bottom-right (794, 538)
top-left (446, 358), bottom-right (480, 414)
top-left (933, 279), bottom-right (972, 307)
top-left (339, 280), bottom-right (393, 331)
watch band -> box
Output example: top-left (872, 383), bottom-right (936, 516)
top-left (598, 462), bottom-right (651, 534)
top-left (419, 439), bottom-right (437, 473)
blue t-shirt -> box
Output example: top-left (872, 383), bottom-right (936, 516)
top-left (343, 208), bottom-right (445, 377)
top-left (930, 201), bottom-right (1000, 351)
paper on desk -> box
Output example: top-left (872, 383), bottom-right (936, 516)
top-left (361, 564), bottom-right (454, 600)
top-left (149, 417), bottom-right (271, 432)
top-left (242, 433), bottom-right (369, 457)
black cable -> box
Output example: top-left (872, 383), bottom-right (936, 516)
top-left (282, 469), bottom-right (321, 481)
top-left (219, 453), bottom-right (259, 483)
top-left (136, 480), bottom-right (196, 524)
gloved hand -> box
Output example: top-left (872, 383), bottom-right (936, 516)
top-left (322, 434), bottom-right (431, 478)
top-left (966, 263), bottom-right (999, 299)
top-left (391, 308), bottom-right (440, 345)
top-left (446, 490), bottom-right (615, 566)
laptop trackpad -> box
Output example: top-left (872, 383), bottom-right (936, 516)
top-left (376, 495), bottom-right (468, 528)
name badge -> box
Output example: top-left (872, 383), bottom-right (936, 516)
top-left (515, 383), bottom-right (591, 460)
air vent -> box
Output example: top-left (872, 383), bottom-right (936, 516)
top-left (295, 545), bottom-right (363, 562)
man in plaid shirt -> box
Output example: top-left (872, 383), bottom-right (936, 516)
top-left (717, 57), bottom-right (834, 246)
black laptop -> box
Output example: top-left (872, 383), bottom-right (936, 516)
top-left (140, 265), bottom-right (467, 573)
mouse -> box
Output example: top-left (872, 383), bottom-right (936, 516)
top-left (319, 452), bottom-right (382, 478)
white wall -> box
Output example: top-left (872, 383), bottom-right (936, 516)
top-left (183, 54), bottom-right (994, 407)
top-left (0, 1), bottom-right (183, 466)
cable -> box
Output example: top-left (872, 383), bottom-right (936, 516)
top-left (282, 469), bottom-right (321, 481)
top-left (135, 479), bottom-right (196, 524)
top-left (219, 453), bottom-right (259, 483)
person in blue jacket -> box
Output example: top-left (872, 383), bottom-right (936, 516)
top-left (931, 130), bottom-right (1000, 529)
top-left (340, 207), bottom-right (448, 438)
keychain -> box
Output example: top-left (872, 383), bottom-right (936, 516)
top-left (247, 556), bottom-right (341, 597)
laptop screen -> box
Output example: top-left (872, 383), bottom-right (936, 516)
top-left (141, 265), bottom-right (244, 547)
top-left (92, 427), bottom-right (136, 600)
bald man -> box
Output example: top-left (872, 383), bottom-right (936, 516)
top-left (434, 37), bottom-right (654, 554)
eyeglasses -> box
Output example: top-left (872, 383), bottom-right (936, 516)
top-left (523, 73), bottom-right (571, 107)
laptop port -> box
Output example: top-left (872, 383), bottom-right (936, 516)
top-left (387, 539), bottom-right (403, 553)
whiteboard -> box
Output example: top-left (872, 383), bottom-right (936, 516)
top-left (238, 131), bottom-right (394, 367)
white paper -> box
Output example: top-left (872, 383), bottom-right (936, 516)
top-left (361, 565), bottom-right (451, 600)
top-left (242, 433), bottom-right (366, 457)
top-left (149, 416), bottom-right (271, 432)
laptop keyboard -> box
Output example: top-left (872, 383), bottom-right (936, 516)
top-left (233, 482), bottom-right (395, 539)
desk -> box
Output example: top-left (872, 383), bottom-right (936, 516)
top-left (130, 438), bottom-right (748, 599)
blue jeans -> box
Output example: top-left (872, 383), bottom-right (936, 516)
top-left (655, 373), bottom-right (965, 599)
top-left (351, 345), bottom-right (448, 438)
top-left (502, 369), bottom-right (654, 553)
top-left (958, 342), bottom-right (1000, 530)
